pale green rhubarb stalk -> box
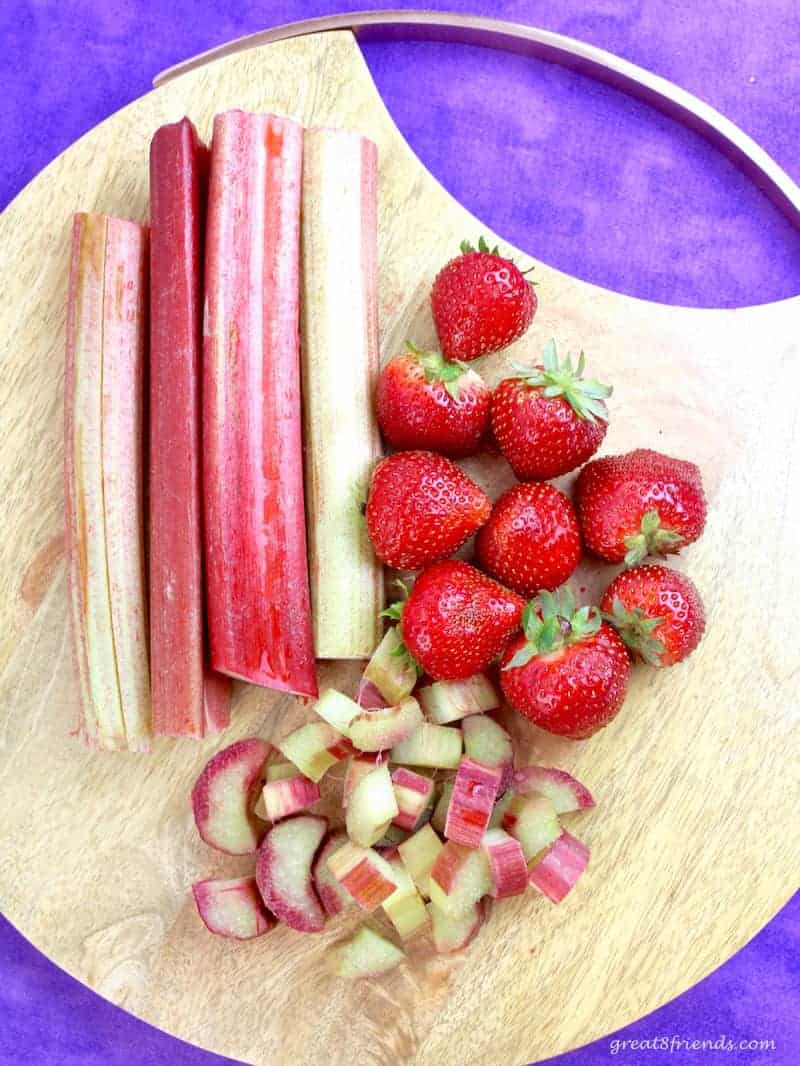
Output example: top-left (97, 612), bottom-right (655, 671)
top-left (64, 213), bottom-right (151, 750)
top-left (149, 118), bottom-right (231, 736)
top-left (203, 110), bottom-right (317, 696)
top-left (300, 127), bottom-right (384, 659)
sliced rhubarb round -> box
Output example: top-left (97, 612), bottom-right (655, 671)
top-left (256, 814), bottom-right (328, 932)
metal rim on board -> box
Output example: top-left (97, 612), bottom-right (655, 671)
top-left (153, 9), bottom-right (800, 231)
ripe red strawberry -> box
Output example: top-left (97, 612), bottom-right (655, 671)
top-left (476, 482), bottom-right (581, 596)
top-left (491, 340), bottom-right (610, 479)
top-left (365, 451), bottom-right (491, 570)
top-left (575, 449), bottom-right (707, 565)
top-left (601, 565), bottom-right (705, 666)
top-left (400, 560), bottom-right (525, 680)
top-left (500, 589), bottom-right (631, 739)
top-left (376, 343), bottom-right (490, 458)
top-left (431, 237), bottom-right (536, 361)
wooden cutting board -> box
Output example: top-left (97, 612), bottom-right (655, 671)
top-left (0, 29), bottom-right (797, 1066)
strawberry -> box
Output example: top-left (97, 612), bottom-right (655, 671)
top-left (365, 451), bottom-right (491, 570)
top-left (500, 589), bottom-right (631, 739)
top-left (375, 343), bottom-right (490, 458)
top-left (400, 560), bottom-right (525, 680)
top-left (601, 565), bottom-right (705, 666)
top-left (431, 237), bottom-right (536, 361)
top-left (575, 448), bottom-right (707, 565)
top-left (491, 340), bottom-right (610, 479)
top-left (475, 482), bottom-right (582, 596)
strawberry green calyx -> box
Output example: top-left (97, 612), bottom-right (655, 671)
top-left (512, 339), bottom-right (611, 424)
top-left (503, 587), bottom-right (602, 669)
top-left (460, 235), bottom-right (500, 256)
top-left (603, 596), bottom-right (666, 666)
top-left (623, 509), bottom-right (684, 567)
top-left (405, 341), bottom-right (470, 401)
top-left (380, 586), bottom-right (422, 675)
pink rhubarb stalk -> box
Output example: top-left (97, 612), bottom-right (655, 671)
top-left (203, 110), bottom-right (316, 696)
top-left (149, 117), bottom-right (231, 737)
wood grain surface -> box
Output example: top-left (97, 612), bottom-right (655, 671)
top-left (0, 29), bottom-right (798, 1066)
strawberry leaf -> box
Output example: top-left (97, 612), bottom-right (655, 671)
top-left (514, 339), bottom-right (612, 423)
top-left (623, 510), bottom-right (684, 566)
top-left (604, 596), bottom-right (667, 665)
top-left (504, 644), bottom-right (538, 670)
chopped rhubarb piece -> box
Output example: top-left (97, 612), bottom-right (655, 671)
top-left (256, 814), bottom-right (328, 932)
top-left (432, 779), bottom-right (455, 834)
top-left (418, 674), bottom-right (499, 725)
top-left (150, 119), bottom-right (230, 737)
top-left (356, 677), bottom-right (391, 709)
top-left (192, 877), bottom-right (275, 940)
top-left (203, 109), bottom-right (316, 696)
top-left (342, 754), bottom-right (379, 807)
top-left (261, 773), bottom-right (320, 822)
top-left (502, 793), bottom-right (561, 862)
top-left (488, 788), bottom-right (516, 829)
top-left (513, 766), bottom-right (596, 813)
top-left (314, 689), bottom-right (361, 733)
top-left (429, 841), bottom-right (492, 917)
top-left (482, 828), bottom-right (528, 898)
top-left (445, 756), bottom-right (502, 847)
top-left (313, 830), bottom-right (355, 917)
top-left (265, 756), bottom-right (299, 783)
top-left (529, 831), bottom-right (590, 903)
top-left (362, 627), bottom-right (418, 704)
top-left (328, 926), bottom-right (404, 978)
top-left (391, 767), bottom-right (436, 831)
top-left (277, 722), bottom-right (354, 782)
top-left (327, 841), bottom-right (397, 911)
top-left (191, 738), bottom-right (271, 855)
top-left (301, 127), bottom-right (383, 659)
top-left (461, 714), bottom-right (513, 778)
top-left (346, 763), bottom-right (399, 847)
top-left (427, 899), bottom-right (484, 953)
top-left (397, 824), bottom-right (444, 899)
top-left (390, 722), bottom-right (462, 769)
top-left (382, 858), bottom-right (429, 939)
top-left (65, 213), bottom-right (152, 751)
top-left (349, 698), bottom-right (423, 752)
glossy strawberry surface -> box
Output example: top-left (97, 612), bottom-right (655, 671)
top-left (365, 451), bottom-right (491, 570)
top-left (476, 482), bottom-right (582, 596)
top-left (601, 565), bottom-right (705, 666)
top-left (402, 560), bottom-right (525, 680)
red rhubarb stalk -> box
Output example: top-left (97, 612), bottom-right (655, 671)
top-left (149, 117), bottom-right (231, 736)
top-left (203, 110), bottom-right (316, 696)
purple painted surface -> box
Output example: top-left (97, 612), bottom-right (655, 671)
top-left (1, 1), bottom-right (798, 1063)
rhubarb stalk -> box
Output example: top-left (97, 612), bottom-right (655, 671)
top-left (203, 109), bottom-right (316, 696)
top-left (64, 213), bottom-right (151, 751)
top-left (300, 126), bottom-right (384, 659)
top-left (149, 117), bottom-right (231, 736)
top-left (101, 217), bottom-right (151, 750)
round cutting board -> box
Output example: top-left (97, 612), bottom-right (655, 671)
top-left (0, 29), bottom-right (798, 1066)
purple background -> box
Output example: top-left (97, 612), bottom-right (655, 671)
top-left (2, 0), bottom-right (798, 1063)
